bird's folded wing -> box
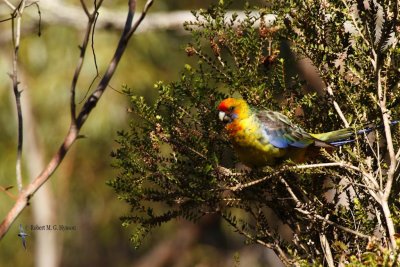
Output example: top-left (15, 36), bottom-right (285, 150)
top-left (256, 110), bottom-right (330, 148)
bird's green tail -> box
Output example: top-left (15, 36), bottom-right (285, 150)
top-left (311, 120), bottom-right (399, 146)
top-left (311, 128), bottom-right (356, 143)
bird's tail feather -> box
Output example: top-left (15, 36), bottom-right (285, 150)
top-left (311, 120), bottom-right (399, 147)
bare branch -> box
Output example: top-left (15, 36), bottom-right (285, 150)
top-left (228, 161), bottom-right (375, 192)
top-left (377, 71), bottom-right (397, 200)
top-left (0, 129), bottom-right (76, 239)
top-left (296, 161), bottom-right (381, 196)
top-left (320, 230), bottom-right (335, 267)
top-left (376, 55), bottom-right (397, 249)
top-left (279, 176), bottom-right (370, 240)
top-left (126, 0), bottom-right (153, 39)
top-left (8, 0), bottom-right (27, 193)
top-left (0, 185), bottom-right (17, 200)
top-left (228, 175), bottom-right (272, 191)
top-left (3, 0), bottom-right (14, 9)
top-left (278, 176), bottom-right (302, 204)
top-left (79, 0), bottom-right (90, 17)
top-left (295, 161), bottom-right (354, 170)
top-left (70, 0), bottom-right (102, 126)
top-left (76, 0), bottom-right (154, 128)
top-left (295, 207), bottom-right (370, 239)
top-left (326, 85), bottom-right (349, 127)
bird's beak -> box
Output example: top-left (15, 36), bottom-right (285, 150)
top-left (219, 111), bottom-right (226, 122)
top-left (219, 111), bottom-right (232, 124)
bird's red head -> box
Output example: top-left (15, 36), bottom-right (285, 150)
top-left (217, 98), bottom-right (250, 124)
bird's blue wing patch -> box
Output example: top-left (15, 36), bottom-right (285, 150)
top-left (257, 110), bottom-right (316, 149)
top-left (263, 128), bottom-right (311, 148)
top-left (267, 135), bottom-right (289, 148)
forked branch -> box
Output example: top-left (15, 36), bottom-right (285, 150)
top-left (0, 0), bottom-right (154, 240)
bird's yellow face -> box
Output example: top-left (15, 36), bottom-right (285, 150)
top-left (217, 98), bottom-right (253, 137)
top-left (217, 98), bottom-right (250, 125)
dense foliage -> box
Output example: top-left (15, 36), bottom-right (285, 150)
top-left (109, 1), bottom-right (400, 265)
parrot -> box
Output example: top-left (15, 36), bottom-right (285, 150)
top-left (217, 97), bottom-right (395, 167)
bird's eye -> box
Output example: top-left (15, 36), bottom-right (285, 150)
top-left (229, 106), bottom-right (235, 112)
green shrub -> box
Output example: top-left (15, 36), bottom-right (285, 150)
top-left (109, 1), bottom-right (400, 265)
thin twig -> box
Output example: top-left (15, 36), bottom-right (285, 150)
top-left (9, 0), bottom-right (27, 193)
top-left (320, 228), bottom-right (335, 267)
top-left (228, 175), bottom-right (272, 191)
top-left (90, 8), bottom-right (100, 75)
top-left (215, 166), bottom-right (243, 177)
top-left (278, 176), bottom-right (301, 204)
top-left (76, 0), bottom-right (154, 128)
top-left (295, 160), bottom-right (359, 173)
top-left (295, 161), bottom-right (351, 169)
top-left (79, 0), bottom-right (90, 17)
top-left (378, 72), bottom-right (397, 201)
top-left (296, 161), bottom-right (380, 192)
top-left (326, 84), bottom-right (349, 127)
top-left (2, 0), bottom-right (15, 9)
top-left (0, 185), bottom-right (17, 200)
top-left (295, 207), bottom-right (370, 239)
top-left (396, 148), bottom-right (400, 160)
top-left (69, 0), bottom-right (102, 126)
top-left (279, 176), bottom-right (370, 239)
top-left (78, 1), bottom-right (102, 105)
top-left (227, 161), bottom-right (370, 191)
top-left (29, 1), bottom-right (41, 36)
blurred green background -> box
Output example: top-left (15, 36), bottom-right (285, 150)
top-left (0, 0), bottom-right (282, 266)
